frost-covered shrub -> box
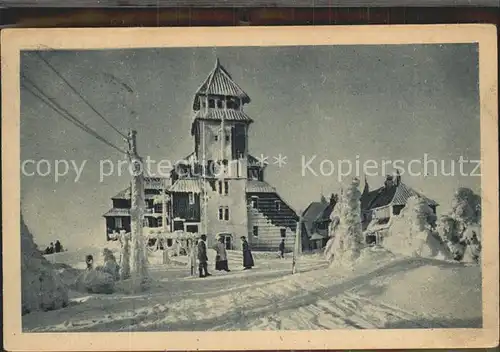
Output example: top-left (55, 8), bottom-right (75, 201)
top-left (75, 269), bottom-right (115, 294)
top-left (96, 248), bottom-right (120, 281)
top-left (21, 216), bottom-right (69, 315)
top-left (385, 196), bottom-right (448, 259)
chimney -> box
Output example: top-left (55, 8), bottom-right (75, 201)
top-left (395, 170), bottom-right (401, 186)
top-left (329, 193), bottom-right (338, 206)
top-left (384, 175), bottom-right (394, 188)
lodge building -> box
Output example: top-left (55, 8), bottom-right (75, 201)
top-left (103, 59), bottom-right (300, 251)
top-left (360, 173), bottom-right (438, 244)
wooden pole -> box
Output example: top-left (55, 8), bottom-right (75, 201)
top-left (128, 129), bottom-right (149, 290)
top-left (292, 215), bottom-right (302, 275)
top-left (162, 178), bottom-right (170, 265)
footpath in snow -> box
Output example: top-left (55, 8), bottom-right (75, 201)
top-left (23, 247), bottom-right (482, 332)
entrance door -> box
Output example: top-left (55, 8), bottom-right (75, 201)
top-left (219, 233), bottom-right (233, 250)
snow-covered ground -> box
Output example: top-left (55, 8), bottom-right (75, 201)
top-left (22, 245), bottom-right (482, 332)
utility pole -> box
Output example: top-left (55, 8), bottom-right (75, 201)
top-left (128, 129), bottom-right (149, 291)
top-left (292, 214), bottom-right (303, 275)
top-left (162, 178), bottom-right (170, 265)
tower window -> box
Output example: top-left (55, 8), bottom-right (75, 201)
top-left (224, 181), bottom-right (229, 195)
top-left (215, 135), bottom-right (219, 141)
top-left (217, 100), bottom-right (223, 109)
top-left (218, 206), bottom-right (230, 221)
top-left (208, 99), bottom-right (215, 108)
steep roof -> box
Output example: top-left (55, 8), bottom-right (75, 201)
top-left (246, 180), bottom-right (276, 193)
top-left (302, 201), bottom-right (329, 236)
top-left (103, 208), bottom-right (130, 217)
top-left (168, 178), bottom-right (203, 193)
top-left (193, 58), bottom-right (250, 110)
top-left (392, 182), bottom-right (438, 206)
top-left (360, 181), bottom-right (438, 211)
top-left (111, 177), bottom-right (168, 200)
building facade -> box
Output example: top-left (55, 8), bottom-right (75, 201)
top-left (360, 173), bottom-right (438, 244)
top-left (103, 59), bottom-right (299, 251)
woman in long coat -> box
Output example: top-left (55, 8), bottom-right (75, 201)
top-left (214, 237), bottom-right (230, 272)
top-left (240, 236), bottom-right (254, 270)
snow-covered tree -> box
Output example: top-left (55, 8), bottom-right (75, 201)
top-left (450, 187), bottom-right (481, 226)
top-left (119, 231), bottom-right (131, 280)
top-left (21, 215), bottom-right (69, 314)
top-left (328, 178), bottom-right (363, 266)
top-left (436, 188), bottom-right (482, 262)
top-left (385, 196), bottom-right (447, 258)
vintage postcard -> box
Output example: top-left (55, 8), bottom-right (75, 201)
top-left (2, 25), bottom-right (499, 351)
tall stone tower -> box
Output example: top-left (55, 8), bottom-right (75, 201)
top-left (190, 58), bottom-right (254, 248)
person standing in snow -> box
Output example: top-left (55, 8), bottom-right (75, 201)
top-left (240, 236), bottom-right (254, 270)
top-left (197, 234), bottom-right (211, 278)
top-left (85, 255), bottom-right (94, 270)
top-left (214, 236), bottom-right (230, 272)
top-left (54, 240), bottom-right (61, 253)
top-left (279, 238), bottom-right (286, 259)
top-left (49, 242), bottom-right (55, 254)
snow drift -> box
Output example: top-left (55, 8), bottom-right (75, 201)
top-left (21, 216), bottom-right (69, 315)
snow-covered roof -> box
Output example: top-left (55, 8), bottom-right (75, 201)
top-left (193, 58), bottom-right (250, 108)
top-left (192, 109), bottom-right (254, 123)
top-left (168, 179), bottom-right (203, 193)
top-left (145, 177), bottom-right (168, 190)
top-left (103, 208), bottom-right (130, 217)
top-left (361, 181), bottom-right (437, 211)
top-left (391, 182), bottom-right (438, 207)
top-left (112, 188), bottom-right (131, 200)
top-left (310, 233), bottom-right (327, 241)
top-left (246, 180), bottom-right (276, 193)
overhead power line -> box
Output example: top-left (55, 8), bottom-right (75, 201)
top-left (34, 51), bottom-right (128, 140)
top-left (21, 75), bottom-right (127, 155)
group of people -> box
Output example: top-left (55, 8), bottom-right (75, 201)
top-left (196, 235), bottom-right (255, 278)
top-left (43, 240), bottom-right (63, 254)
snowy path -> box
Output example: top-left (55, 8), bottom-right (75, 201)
top-left (23, 250), bottom-right (482, 332)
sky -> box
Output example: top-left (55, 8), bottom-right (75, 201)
top-left (20, 44), bottom-right (481, 249)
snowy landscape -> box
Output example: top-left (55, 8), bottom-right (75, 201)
top-left (21, 185), bottom-right (483, 332)
top-left (19, 44), bottom-right (484, 333)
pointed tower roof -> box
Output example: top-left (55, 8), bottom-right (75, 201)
top-left (192, 58), bottom-right (251, 110)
